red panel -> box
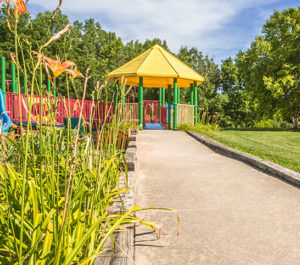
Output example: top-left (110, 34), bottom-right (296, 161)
top-left (4, 92), bottom-right (114, 127)
top-left (143, 100), bottom-right (166, 125)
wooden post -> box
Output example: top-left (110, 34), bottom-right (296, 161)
top-left (139, 77), bottom-right (143, 128)
top-left (11, 62), bottom-right (17, 93)
top-left (173, 78), bottom-right (178, 130)
top-left (159, 87), bottom-right (162, 123)
top-left (168, 84), bottom-right (171, 129)
top-left (194, 81), bottom-right (198, 125)
top-left (1, 57), bottom-right (6, 107)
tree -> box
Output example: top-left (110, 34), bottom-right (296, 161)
top-left (220, 57), bottom-right (254, 127)
top-left (236, 7), bottom-right (300, 128)
top-left (177, 46), bottom-right (224, 123)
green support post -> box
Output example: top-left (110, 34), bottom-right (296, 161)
top-left (113, 80), bottom-right (118, 114)
top-left (178, 87), bottom-right (180, 104)
top-left (11, 62), bottom-right (17, 93)
top-left (162, 87), bottom-right (166, 106)
top-left (194, 81), bottom-right (198, 125)
top-left (173, 78), bottom-right (178, 130)
top-left (139, 77), bottom-right (143, 128)
top-left (1, 57), bottom-right (6, 107)
top-left (167, 85), bottom-right (171, 129)
top-left (121, 84), bottom-right (125, 120)
top-left (190, 83), bottom-right (194, 106)
top-left (47, 78), bottom-right (51, 93)
top-left (159, 87), bottom-right (162, 123)
top-left (53, 82), bottom-right (56, 97)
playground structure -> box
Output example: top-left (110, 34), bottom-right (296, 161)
top-left (0, 45), bottom-right (204, 132)
top-left (108, 44), bottom-right (204, 130)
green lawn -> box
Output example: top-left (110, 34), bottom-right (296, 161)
top-left (195, 129), bottom-right (300, 173)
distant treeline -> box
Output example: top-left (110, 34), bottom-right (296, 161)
top-left (0, 7), bottom-right (299, 128)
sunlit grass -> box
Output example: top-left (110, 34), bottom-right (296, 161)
top-left (195, 129), bottom-right (300, 173)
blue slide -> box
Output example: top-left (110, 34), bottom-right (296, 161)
top-left (0, 90), bottom-right (11, 133)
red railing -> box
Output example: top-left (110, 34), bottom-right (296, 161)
top-left (5, 92), bottom-right (114, 125)
top-left (143, 100), bottom-right (167, 127)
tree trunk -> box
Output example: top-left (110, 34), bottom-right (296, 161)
top-left (292, 115), bottom-right (299, 129)
top-left (286, 96), bottom-right (299, 129)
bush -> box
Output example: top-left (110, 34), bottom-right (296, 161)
top-left (252, 119), bottom-right (292, 129)
top-left (178, 122), bottom-right (220, 132)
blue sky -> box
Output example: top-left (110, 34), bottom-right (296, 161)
top-left (28, 0), bottom-right (299, 65)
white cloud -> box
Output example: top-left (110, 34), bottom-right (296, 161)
top-left (29, 0), bottom-right (290, 63)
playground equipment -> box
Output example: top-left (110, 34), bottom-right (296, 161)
top-left (1, 44), bottom-right (204, 132)
top-left (0, 90), bottom-right (11, 133)
top-left (108, 44), bottom-right (205, 130)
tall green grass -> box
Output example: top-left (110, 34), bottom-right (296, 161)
top-left (0, 3), bottom-right (179, 264)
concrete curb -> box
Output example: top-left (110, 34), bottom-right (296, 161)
top-left (95, 130), bottom-right (137, 265)
top-left (187, 131), bottom-right (300, 188)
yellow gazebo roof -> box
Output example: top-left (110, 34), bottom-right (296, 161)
top-left (107, 44), bottom-right (205, 88)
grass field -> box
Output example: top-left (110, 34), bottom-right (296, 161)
top-left (195, 129), bottom-right (300, 173)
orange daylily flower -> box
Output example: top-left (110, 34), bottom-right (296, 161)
top-left (67, 67), bottom-right (84, 79)
top-left (43, 55), bottom-right (75, 80)
top-left (33, 52), bottom-right (83, 81)
top-left (15, 0), bottom-right (26, 15)
top-left (0, 0), bottom-right (27, 19)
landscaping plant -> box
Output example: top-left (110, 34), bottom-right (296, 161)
top-left (0, 1), bottom-right (179, 264)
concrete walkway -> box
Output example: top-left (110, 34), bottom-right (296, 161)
top-left (134, 130), bottom-right (300, 265)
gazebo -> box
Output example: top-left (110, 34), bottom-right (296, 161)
top-left (107, 44), bottom-right (205, 130)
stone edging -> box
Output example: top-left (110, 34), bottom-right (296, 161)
top-left (186, 131), bottom-right (300, 188)
top-left (95, 129), bottom-right (137, 265)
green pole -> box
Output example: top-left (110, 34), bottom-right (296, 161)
top-left (1, 57), bottom-right (6, 107)
top-left (11, 62), bottom-right (17, 93)
top-left (167, 85), bottom-right (171, 129)
top-left (194, 81), bottom-right (198, 125)
top-left (139, 77), bottom-right (143, 128)
top-left (159, 87), bottom-right (162, 123)
top-left (162, 87), bottom-right (165, 106)
top-left (24, 75), bottom-right (27, 94)
top-left (178, 87), bottom-right (180, 104)
top-left (113, 80), bottom-right (118, 114)
top-left (47, 78), bottom-right (51, 93)
top-left (190, 83), bottom-right (193, 106)
top-left (173, 78), bottom-right (178, 130)
top-left (53, 82), bottom-right (56, 97)
top-left (121, 84), bottom-right (125, 120)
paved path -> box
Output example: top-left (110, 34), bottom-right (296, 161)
top-left (134, 130), bottom-right (300, 265)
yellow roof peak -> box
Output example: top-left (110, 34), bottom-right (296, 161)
top-left (108, 44), bottom-right (205, 88)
